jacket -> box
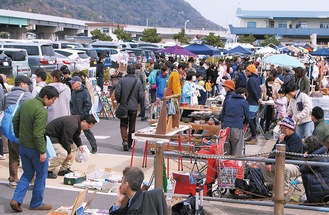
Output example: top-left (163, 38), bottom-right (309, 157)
top-left (222, 93), bottom-right (250, 129)
top-left (3, 86), bottom-right (33, 110)
top-left (109, 189), bottom-right (143, 215)
top-left (296, 76), bottom-right (310, 95)
top-left (47, 82), bottom-right (71, 123)
top-left (313, 118), bottom-right (329, 149)
top-left (46, 115), bottom-right (82, 154)
top-left (13, 97), bottom-right (47, 154)
top-left (156, 73), bottom-right (169, 99)
top-left (287, 90), bottom-right (312, 125)
top-left (70, 85), bottom-right (92, 116)
top-left (115, 74), bottom-right (143, 111)
top-left (246, 74), bottom-right (261, 105)
top-left (96, 61), bottom-right (104, 78)
top-left (167, 70), bottom-right (183, 95)
top-left (300, 146), bottom-right (329, 203)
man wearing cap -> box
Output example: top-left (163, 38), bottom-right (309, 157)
top-left (245, 64), bottom-right (262, 145)
top-left (260, 116), bottom-right (303, 193)
top-left (46, 114), bottom-right (97, 179)
top-left (70, 76), bottom-right (98, 154)
top-left (222, 88), bottom-right (250, 156)
top-left (3, 75), bottom-right (34, 188)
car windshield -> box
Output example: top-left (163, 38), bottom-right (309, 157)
top-left (4, 51), bottom-right (26, 61)
top-left (41, 45), bottom-right (56, 56)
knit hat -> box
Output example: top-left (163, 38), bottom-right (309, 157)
top-left (246, 64), bottom-right (257, 74)
top-left (280, 117), bottom-right (295, 130)
top-left (222, 80), bottom-right (235, 90)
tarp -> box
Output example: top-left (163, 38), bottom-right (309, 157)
top-left (255, 47), bottom-right (277, 54)
top-left (263, 54), bottom-right (305, 68)
top-left (184, 44), bottom-right (221, 55)
top-left (155, 45), bottom-right (196, 56)
top-left (224, 45), bottom-right (253, 55)
top-left (310, 48), bottom-right (329, 56)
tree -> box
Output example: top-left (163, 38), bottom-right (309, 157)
top-left (173, 28), bottom-right (189, 44)
top-left (203, 32), bottom-right (223, 47)
top-left (260, 34), bottom-right (281, 46)
top-left (141, 28), bottom-right (162, 43)
top-left (113, 25), bottom-right (132, 41)
top-left (90, 29), bottom-right (112, 41)
top-left (238, 34), bottom-right (256, 44)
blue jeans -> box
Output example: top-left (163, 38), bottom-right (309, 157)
top-left (12, 145), bottom-right (48, 208)
top-left (296, 121), bottom-right (314, 139)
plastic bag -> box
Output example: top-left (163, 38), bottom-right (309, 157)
top-left (75, 145), bottom-right (91, 163)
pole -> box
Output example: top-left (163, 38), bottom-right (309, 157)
top-left (184, 20), bottom-right (190, 31)
top-left (155, 141), bottom-right (164, 189)
top-left (274, 144), bottom-right (286, 215)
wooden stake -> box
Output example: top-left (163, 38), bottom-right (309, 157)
top-left (274, 144), bottom-right (286, 215)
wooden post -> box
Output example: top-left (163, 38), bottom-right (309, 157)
top-left (155, 141), bottom-right (164, 189)
top-left (274, 144), bottom-right (286, 215)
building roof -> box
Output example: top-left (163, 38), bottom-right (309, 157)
top-left (236, 8), bottom-right (329, 19)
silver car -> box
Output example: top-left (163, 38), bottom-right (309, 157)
top-left (54, 52), bottom-right (75, 71)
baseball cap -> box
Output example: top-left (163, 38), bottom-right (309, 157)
top-left (69, 76), bottom-right (82, 84)
top-left (15, 75), bottom-right (32, 85)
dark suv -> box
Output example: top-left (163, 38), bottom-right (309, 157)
top-left (0, 51), bottom-right (13, 77)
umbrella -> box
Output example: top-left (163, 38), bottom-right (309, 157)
top-left (224, 45), bottom-right (253, 55)
top-left (263, 54), bottom-right (305, 68)
top-left (156, 45), bottom-right (196, 56)
top-left (184, 44), bottom-right (221, 55)
top-left (310, 48), bottom-right (329, 56)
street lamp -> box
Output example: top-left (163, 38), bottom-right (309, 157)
top-left (184, 20), bottom-right (190, 31)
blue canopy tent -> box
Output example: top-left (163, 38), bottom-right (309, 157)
top-left (310, 47), bottom-right (329, 56)
top-left (184, 44), bottom-right (221, 55)
top-left (224, 45), bottom-right (253, 55)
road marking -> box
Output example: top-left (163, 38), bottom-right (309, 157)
top-left (94, 135), bottom-right (111, 139)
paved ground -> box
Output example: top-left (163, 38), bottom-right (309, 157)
top-left (1, 117), bottom-right (329, 214)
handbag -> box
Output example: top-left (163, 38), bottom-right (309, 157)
top-left (115, 79), bottom-right (137, 119)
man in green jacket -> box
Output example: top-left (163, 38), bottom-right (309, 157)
top-left (10, 86), bottom-right (59, 213)
top-left (311, 106), bottom-right (329, 149)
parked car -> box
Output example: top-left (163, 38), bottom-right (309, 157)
top-left (0, 48), bottom-right (31, 77)
top-left (0, 50), bottom-right (13, 77)
top-left (125, 50), bottom-right (137, 64)
top-left (71, 48), bottom-right (98, 68)
top-left (54, 52), bottom-right (75, 71)
top-left (51, 41), bottom-right (84, 49)
top-left (121, 48), bottom-right (147, 63)
top-left (139, 46), bottom-right (164, 61)
top-left (0, 42), bottom-right (57, 73)
top-left (93, 48), bottom-right (112, 69)
top-left (54, 49), bottom-right (90, 71)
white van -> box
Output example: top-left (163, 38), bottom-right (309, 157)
top-left (0, 48), bottom-right (31, 77)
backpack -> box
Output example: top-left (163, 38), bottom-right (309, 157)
top-left (1, 92), bottom-right (24, 144)
top-left (235, 167), bottom-right (270, 197)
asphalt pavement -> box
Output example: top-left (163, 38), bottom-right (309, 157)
top-left (1, 116), bottom-right (328, 214)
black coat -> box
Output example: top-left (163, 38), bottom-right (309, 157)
top-left (300, 146), bottom-right (329, 203)
top-left (70, 85), bottom-right (92, 116)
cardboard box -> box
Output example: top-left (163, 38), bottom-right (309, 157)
top-left (64, 173), bottom-right (87, 185)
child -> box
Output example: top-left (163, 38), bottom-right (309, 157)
top-left (205, 78), bottom-right (213, 98)
top-left (197, 80), bottom-right (207, 105)
top-left (274, 89), bottom-right (288, 119)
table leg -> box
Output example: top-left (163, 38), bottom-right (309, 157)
top-left (167, 141), bottom-right (170, 178)
top-left (178, 132), bottom-right (183, 171)
top-left (142, 140), bottom-right (149, 167)
top-left (130, 139), bottom-right (137, 167)
top-left (188, 128), bottom-right (192, 163)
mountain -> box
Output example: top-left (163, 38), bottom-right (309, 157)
top-left (0, 0), bottom-right (226, 31)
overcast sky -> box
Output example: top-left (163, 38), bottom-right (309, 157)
top-left (185, 0), bottom-right (328, 28)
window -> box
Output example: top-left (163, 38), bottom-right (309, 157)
top-left (247, 21), bottom-right (256, 28)
top-left (297, 22), bottom-right (307, 28)
top-left (320, 23), bottom-right (329, 28)
top-left (278, 21), bottom-right (287, 28)
top-left (269, 21), bottom-right (275, 28)
top-left (102, 28), bottom-right (109, 33)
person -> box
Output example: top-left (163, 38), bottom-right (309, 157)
top-left (280, 66), bottom-right (295, 93)
top-left (300, 136), bottom-right (329, 203)
top-left (31, 68), bottom-right (47, 97)
top-left (115, 64), bottom-right (143, 151)
top-left (205, 78), bottom-right (213, 98)
top-left (47, 114), bottom-right (97, 178)
top-left (0, 74), bottom-right (8, 160)
top-left (70, 76), bottom-right (98, 154)
top-left (148, 63), bottom-right (160, 119)
top-left (10, 86), bottom-right (59, 212)
top-left (274, 89), bottom-right (288, 119)
top-left (3, 75), bottom-right (34, 188)
top-left (109, 167), bottom-right (168, 215)
top-left (245, 64), bottom-right (262, 145)
top-left (47, 70), bottom-right (71, 123)
top-left (197, 80), bottom-right (207, 105)
top-left (182, 70), bottom-right (198, 105)
top-left (294, 67), bottom-right (310, 95)
top-left (96, 56), bottom-right (105, 91)
top-left (284, 83), bottom-right (314, 139)
top-left (233, 65), bottom-right (247, 89)
top-left (260, 76), bottom-right (274, 133)
top-left (60, 65), bottom-right (72, 88)
top-left (135, 63), bottom-right (148, 121)
top-left (222, 79), bottom-right (235, 103)
top-left (166, 62), bottom-right (187, 96)
top-left (311, 106), bottom-right (329, 149)
top-left (222, 88), bottom-right (250, 156)
top-left (79, 71), bottom-right (95, 106)
top-left (260, 116), bottom-right (303, 193)
top-left (155, 65), bottom-right (169, 99)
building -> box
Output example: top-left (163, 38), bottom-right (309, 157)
top-left (230, 8), bottom-right (329, 46)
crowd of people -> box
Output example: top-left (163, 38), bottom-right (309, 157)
top-left (1, 52), bottom-right (329, 212)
